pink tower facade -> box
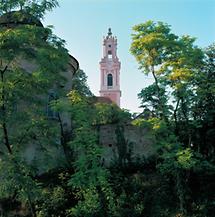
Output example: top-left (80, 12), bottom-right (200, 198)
top-left (99, 28), bottom-right (121, 107)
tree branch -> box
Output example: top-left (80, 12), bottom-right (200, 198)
top-left (0, 66), bottom-right (12, 154)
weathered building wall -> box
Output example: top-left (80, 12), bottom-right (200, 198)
top-left (0, 11), bottom-right (80, 173)
top-left (0, 50), bottom-right (79, 172)
top-left (99, 124), bottom-right (155, 166)
top-left (20, 57), bottom-right (78, 172)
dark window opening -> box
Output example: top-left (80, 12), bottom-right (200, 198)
top-left (108, 50), bottom-right (112, 59)
top-left (108, 144), bottom-right (112, 147)
top-left (108, 44), bottom-right (111, 48)
top-left (107, 74), bottom-right (113, 86)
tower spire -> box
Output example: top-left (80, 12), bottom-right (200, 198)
top-left (99, 29), bottom-right (121, 107)
top-left (108, 28), bottom-right (112, 37)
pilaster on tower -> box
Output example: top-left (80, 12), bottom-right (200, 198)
top-left (99, 28), bottom-right (121, 107)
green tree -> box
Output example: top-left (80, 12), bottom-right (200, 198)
top-left (130, 20), bottom-right (203, 146)
top-left (130, 20), bottom-right (214, 216)
top-left (66, 91), bottom-right (115, 217)
top-left (167, 35), bottom-right (203, 144)
top-left (130, 20), bottom-right (178, 121)
top-left (0, 0), bottom-right (59, 18)
top-left (72, 69), bottom-right (93, 97)
top-left (0, 0), bottom-right (71, 214)
top-left (93, 102), bottom-right (131, 125)
top-left (191, 44), bottom-right (215, 157)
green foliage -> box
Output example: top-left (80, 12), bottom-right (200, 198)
top-left (0, 154), bottom-right (41, 216)
top-left (108, 168), bottom-right (147, 217)
top-left (191, 43), bottom-right (215, 157)
top-left (66, 91), bottom-right (116, 217)
top-left (0, 0), bottom-right (69, 154)
top-left (0, 0), bottom-right (74, 215)
top-left (93, 102), bottom-right (131, 125)
top-left (130, 20), bottom-right (178, 72)
top-left (159, 148), bottom-right (198, 174)
top-left (0, 22), bottom-right (68, 161)
top-left (131, 20), bottom-right (204, 127)
top-left (0, 154), bottom-right (40, 200)
top-left (131, 20), bottom-right (215, 216)
top-left (138, 83), bottom-right (171, 118)
top-left (68, 187), bottom-right (101, 217)
top-left (0, 0), bottom-right (59, 19)
top-left (37, 186), bottom-right (67, 217)
top-left (72, 69), bottom-right (93, 97)
top-left (130, 21), bottom-right (176, 121)
top-left (0, 12), bottom-right (214, 217)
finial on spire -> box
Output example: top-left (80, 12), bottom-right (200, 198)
top-left (108, 28), bottom-right (112, 36)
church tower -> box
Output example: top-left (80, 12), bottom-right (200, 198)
top-left (99, 28), bottom-right (121, 107)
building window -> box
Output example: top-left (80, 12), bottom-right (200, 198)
top-left (108, 44), bottom-right (111, 48)
top-left (47, 92), bottom-right (58, 119)
top-left (108, 50), bottom-right (112, 59)
top-left (107, 74), bottom-right (113, 87)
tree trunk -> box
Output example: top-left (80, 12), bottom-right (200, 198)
top-left (0, 66), bottom-right (12, 154)
top-left (151, 65), bottom-right (169, 123)
top-left (173, 97), bottom-right (181, 135)
top-left (58, 114), bottom-right (72, 165)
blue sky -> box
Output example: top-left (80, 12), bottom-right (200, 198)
top-left (44, 0), bottom-right (215, 113)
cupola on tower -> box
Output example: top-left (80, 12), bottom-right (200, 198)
top-left (99, 28), bottom-right (121, 107)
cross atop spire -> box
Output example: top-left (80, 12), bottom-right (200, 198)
top-left (108, 28), bottom-right (112, 37)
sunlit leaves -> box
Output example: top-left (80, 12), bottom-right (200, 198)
top-left (131, 20), bottom-right (178, 72)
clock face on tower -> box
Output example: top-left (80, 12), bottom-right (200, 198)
top-left (99, 28), bottom-right (121, 107)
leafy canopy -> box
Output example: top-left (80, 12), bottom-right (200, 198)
top-left (0, 0), bottom-right (59, 18)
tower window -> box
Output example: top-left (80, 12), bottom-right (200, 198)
top-left (108, 50), bottom-right (112, 59)
top-left (108, 44), bottom-right (111, 48)
top-left (107, 74), bottom-right (113, 86)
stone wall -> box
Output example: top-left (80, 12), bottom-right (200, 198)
top-left (99, 124), bottom-right (155, 166)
